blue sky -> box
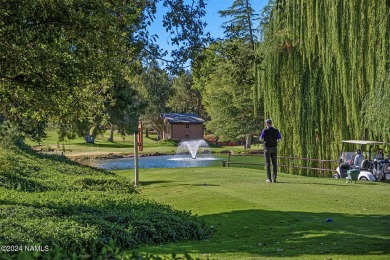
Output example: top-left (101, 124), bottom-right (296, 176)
top-left (148, 0), bottom-right (269, 61)
top-left (202, 0), bottom-right (268, 39)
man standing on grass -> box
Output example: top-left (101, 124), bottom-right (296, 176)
top-left (260, 119), bottom-right (281, 183)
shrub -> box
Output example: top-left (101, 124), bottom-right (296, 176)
top-left (0, 121), bottom-right (22, 149)
top-left (156, 139), bottom-right (179, 147)
top-left (72, 177), bottom-right (137, 193)
top-left (0, 145), bottom-right (211, 256)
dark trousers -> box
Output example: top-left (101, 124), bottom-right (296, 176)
top-left (264, 146), bottom-right (277, 181)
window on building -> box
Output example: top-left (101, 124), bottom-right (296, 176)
top-left (185, 135), bottom-right (189, 138)
top-left (185, 124), bottom-right (190, 128)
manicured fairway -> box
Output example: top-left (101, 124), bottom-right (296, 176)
top-left (117, 167), bottom-right (390, 259)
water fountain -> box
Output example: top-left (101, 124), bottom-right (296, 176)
top-left (176, 139), bottom-right (209, 159)
top-left (96, 139), bottom-right (218, 170)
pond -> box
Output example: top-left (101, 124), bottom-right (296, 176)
top-left (96, 154), bottom-right (222, 170)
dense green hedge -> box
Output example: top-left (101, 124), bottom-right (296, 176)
top-left (0, 144), bottom-right (211, 258)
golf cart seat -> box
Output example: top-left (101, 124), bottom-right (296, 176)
top-left (360, 160), bottom-right (370, 170)
top-left (383, 162), bottom-right (389, 173)
top-left (338, 163), bottom-right (350, 178)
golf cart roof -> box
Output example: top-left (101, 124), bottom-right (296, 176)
top-left (342, 140), bottom-right (386, 145)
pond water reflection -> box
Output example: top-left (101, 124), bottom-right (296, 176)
top-left (96, 154), bottom-right (221, 170)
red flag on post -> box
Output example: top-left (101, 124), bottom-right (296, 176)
top-left (138, 121), bottom-right (143, 151)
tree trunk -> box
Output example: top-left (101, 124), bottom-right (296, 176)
top-left (84, 135), bottom-right (95, 144)
top-left (156, 129), bottom-right (162, 140)
top-left (245, 134), bottom-right (252, 149)
top-left (84, 128), bottom-right (95, 144)
top-left (108, 124), bottom-right (114, 142)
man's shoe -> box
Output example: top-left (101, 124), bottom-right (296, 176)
top-left (266, 179), bottom-right (271, 183)
top-left (272, 179), bottom-right (277, 183)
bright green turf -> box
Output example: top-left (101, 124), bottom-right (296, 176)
top-left (116, 167), bottom-right (390, 259)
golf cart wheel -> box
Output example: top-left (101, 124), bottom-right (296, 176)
top-left (359, 176), bottom-right (368, 181)
top-left (385, 173), bottom-right (390, 181)
top-left (332, 174), bottom-right (340, 179)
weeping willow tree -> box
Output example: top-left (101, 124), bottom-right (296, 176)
top-left (361, 74), bottom-right (390, 141)
top-left (259, 0), bottom-right (389, 175)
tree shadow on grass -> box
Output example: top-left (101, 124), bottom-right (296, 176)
top-left (0, 172), bottom-right (48, 192)
top-left (138, 181), bottom-right (220, 187)
top-left (282, 181), bottom-right (364, 187)
top-left (78, 142), bottom-right (131, 149)
top-left (181, 183), bottom-right (221, 187)
top-left (138, 209), bottom-right (390, 258)
top-left (139, 180), bottom-right (174, 186)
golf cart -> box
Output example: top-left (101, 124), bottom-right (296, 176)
top-left (334, 140), bottom-right (390, 181)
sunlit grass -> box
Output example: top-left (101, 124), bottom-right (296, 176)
top-left (116, 167), bottom-right (390, 259)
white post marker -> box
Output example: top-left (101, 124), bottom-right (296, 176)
top-left (134, 132), bottom-right (139, 186)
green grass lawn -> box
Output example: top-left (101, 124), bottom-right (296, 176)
top-left (116, 167), bottom-right (390, 259)
top-left (14, 133), bottom-right (390, 259)
top-left (26, 131), bottom-right (178, 156)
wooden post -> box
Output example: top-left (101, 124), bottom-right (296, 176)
top-left (227, 152), bottom-right (231, 167)
top-left (138, 121), bottom-right (143, 151)
top-left (287, 156), bottom-right (289, 174)
top-left (133, 120), bottom-right (143, 185)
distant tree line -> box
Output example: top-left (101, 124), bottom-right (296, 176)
top-left (1, 0), bottom-right (388, 164)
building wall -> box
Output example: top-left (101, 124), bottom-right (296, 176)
top-left (169, 123), bottom-right (203, 140)
top-left (163, 122), bottom-right (171, 139)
